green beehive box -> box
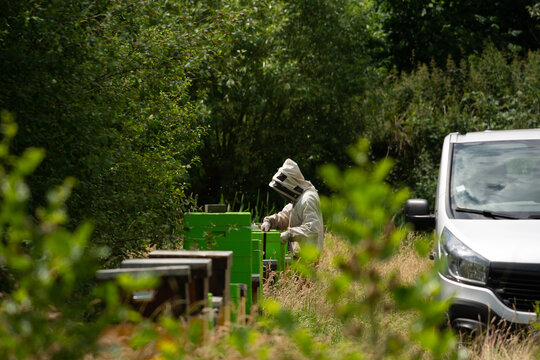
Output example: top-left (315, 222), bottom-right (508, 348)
top-left (184, 227), bottom-right (252, 256)
top-left (230, 272), bottom-right (253, 286)
top-left (230, 270), bottom-right (252, 312)
top-left (266, 232), bottom-right (286, 272)
top-left (252, 230), bottom-right (286, 271)
top-left (229, 256), bottom-right (252, 274)
top-left (208, 293), bottom-right (214, 330)
top-left (184, 212), bottom-right (254, 314)
top-left (184, 212), bottom-right (251, 227)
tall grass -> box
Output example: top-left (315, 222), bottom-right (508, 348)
top-left (223, 190), bottom-right (283, 223)
top-left (467, 327), bottom-right (540, 360)
top-left (264, 234), bottom-right (432, 346)
top-left (264, 233), bottom-right (540, 359)
top-left (91, 232), bottom-right (540, 359)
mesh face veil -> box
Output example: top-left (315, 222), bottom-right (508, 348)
top-left (269, 159), bottom-right (308, 202)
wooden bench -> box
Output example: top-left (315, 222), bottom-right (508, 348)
top-left (96, 266), bottom-right (191, 319)
top-left (121, 258), bottom-right (211, 315)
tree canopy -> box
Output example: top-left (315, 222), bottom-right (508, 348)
top-left (1, 0), bottom-right (538, 260)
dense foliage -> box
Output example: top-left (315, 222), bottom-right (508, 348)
top-left (1, 0), bottom-right (539, 263)
top-left (1, 0), bottom-right (540, 358)
top-left (375, 0), bottom-right (540, 70)
top-left (0, 112), bottom-right (115, 358)
top-left (188, 0), bottom-right (381, 204)
top-left (0, 1), bottom-right (234, 262)
top-left (366, 47), bottom-right (540, 202)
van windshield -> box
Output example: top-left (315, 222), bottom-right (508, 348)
top-left (450, 140), bottom-right (540, 219)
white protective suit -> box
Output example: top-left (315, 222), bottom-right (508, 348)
top-left (263, 159), bottom-right (324, 255)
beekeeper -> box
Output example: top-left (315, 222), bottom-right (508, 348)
top-left (260, 159), bottom-right (324, 256)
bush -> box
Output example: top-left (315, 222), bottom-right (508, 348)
top-left (0, 1), bottom-right (236, 262)
top-left (188, 0), bottom-right (382, 205)
top-left (0, 111), bottom-right (120, 359)
top-left (365, 47), bottom-right (540, 203)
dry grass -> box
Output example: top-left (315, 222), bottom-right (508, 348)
top-left (86, 325), bottom-right (156, 360)
top-left (261, 233), bottom-right (434, 357)
top-left (265, 233), bottom-right (540, 359)
top-left (376, 237), bottom-right (432, 285)
top-left (465, 326), bottom-right (540, 360)
top-left (90, 322), bottom-right (314, 360)
top-left (263, 233), bottom-right (347, 317)
top-left (91, 233), bottom-right (540, 359)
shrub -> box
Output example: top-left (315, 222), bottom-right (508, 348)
top-left (366, 47), bottom-right (540, 203)
top-left (0, 111), bottom-right (119, 359)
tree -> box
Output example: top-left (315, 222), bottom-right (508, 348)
top-left (189, 0), bottom-right (381, 205)
top-left (364, 47), bottom-right (540, 202)
top-left (0, 1), bottom-right (233, 261)
top-left (376, 0), bottom-right (540, 71)
top-left (0, 112), bottom-right (119, 358)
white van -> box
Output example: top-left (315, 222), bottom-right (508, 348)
top-left (405, 129), bottom-right (540, 333)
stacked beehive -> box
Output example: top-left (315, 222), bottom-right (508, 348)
top-left (183, 212), bottom-right (256, 315)
top-left (96, 209), bottom-right (291, 330)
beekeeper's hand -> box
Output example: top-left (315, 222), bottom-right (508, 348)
top-left (280, 231), bottom-right (290, 244)
top-left (261, 221), bottom-right (271, 232)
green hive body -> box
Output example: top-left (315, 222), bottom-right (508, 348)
top-left (184, 212), bottom-right (288, 317)
top-left (251, 238), bottom-right (263, 275)
top-left (184, 212), bottom-right (254, 313)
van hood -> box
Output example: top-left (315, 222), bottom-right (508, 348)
top-left (446, 220), bottom-right (540, 263)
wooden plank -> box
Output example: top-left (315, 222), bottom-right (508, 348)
top-left (96, 265), bottom-right (191, 319)
top-left (121, 258), bottom-right (212, 277)
top-left (149, 250), bottom-right (232, 313)
top-left (96, 266), bottom-right (190, 280)
top-left (121, 258), bottom-right (212, 315)
top-left (149, 250), bottom-right (232, 268)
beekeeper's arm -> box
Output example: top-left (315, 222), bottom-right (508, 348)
top-left (262, 203), bottom-right (292, 231)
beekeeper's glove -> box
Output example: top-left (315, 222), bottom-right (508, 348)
top-left (280, 231), bottom-right (290, 244)
top-left (261, 221), bottom-right (271, 232)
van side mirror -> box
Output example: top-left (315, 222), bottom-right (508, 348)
top-left (405, 199), bottom-right (435, 231)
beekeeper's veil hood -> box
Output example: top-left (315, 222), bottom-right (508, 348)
top-left (269, 159), bottom-right (315, 202)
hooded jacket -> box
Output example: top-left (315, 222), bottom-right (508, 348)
top-left (264, 159), bottom-right (324, 253)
